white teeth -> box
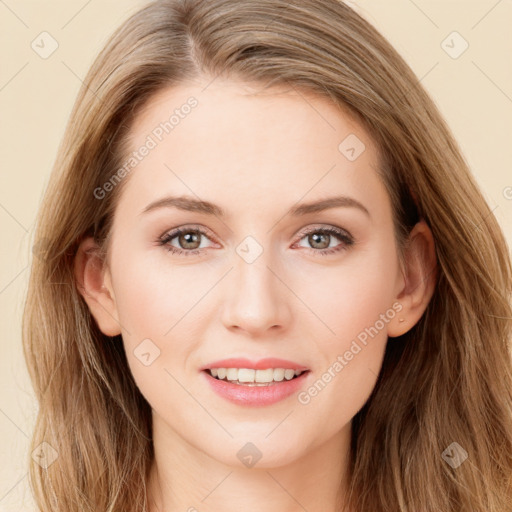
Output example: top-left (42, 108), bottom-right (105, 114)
top-left (284, 369), bottom-right (296, 380)
top-left (238, 368), bottom-right (255, 382)
top-left (255, 369), bottom-right (273, 382)
top-left (226, 368), bottom-right (238, 381)
top-left (273, 368), bottom-right (285, 381)
top-left (207, 367), bottom-right (305, 383)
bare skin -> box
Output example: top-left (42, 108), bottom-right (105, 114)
top-left (75, 77), bottom-right (436, 512)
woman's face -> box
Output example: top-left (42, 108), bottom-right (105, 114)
top-left (98, 78), bottom-right (408, 468)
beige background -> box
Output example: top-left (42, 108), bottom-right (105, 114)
top-left (1, 0), bottom-right (511, 509)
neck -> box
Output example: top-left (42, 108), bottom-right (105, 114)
top-left (146, 414), bottom-right (353, 512)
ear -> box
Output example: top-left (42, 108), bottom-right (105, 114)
top-left (74, 236), bottom-right (122, 336)
top-left (387, 219), bottom-right (437, 338)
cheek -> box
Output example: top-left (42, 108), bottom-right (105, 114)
top-left (112, 247), bottom-right (214, 336)
top-left (112, 230), bottom-right (399, 365)
top-left (296, 284), bottom-right (392, 442)
top-left (110, 249), bottom-right (215, 387)
top-left (294, 241), bottom-right (398, 421)
top-left (110, 250), bottom-right (200, 404)
top-left (304, 241), bottom-right (400, 345)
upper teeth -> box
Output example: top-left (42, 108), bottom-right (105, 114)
top-left (210, 368), bottom-right (304, 383)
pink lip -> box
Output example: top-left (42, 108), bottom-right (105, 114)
top-left (201, 369), bottom-right (311, 407)
top-left (200, 357), bottom-right (309, 371)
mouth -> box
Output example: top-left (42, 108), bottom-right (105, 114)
top-left (201, 360), bottom-right (312, 406)
top-left (203, 367), bottom-right (310, 386)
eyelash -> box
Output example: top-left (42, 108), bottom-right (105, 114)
top-left (157, 224), bottom-right (354, 257)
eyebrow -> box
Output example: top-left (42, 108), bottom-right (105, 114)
top-left (140, 194), bottom-right (370, 218)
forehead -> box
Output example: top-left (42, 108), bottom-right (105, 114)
top-left (126, 77), bottom-right (376, 157)
top-left (115, 78), bottom-right (387, 220)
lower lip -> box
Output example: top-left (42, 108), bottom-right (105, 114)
top-left (201, 370), bottom-right (311, 407)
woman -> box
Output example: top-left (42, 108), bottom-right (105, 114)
top-left (22, 0), bottom-right (512, 511)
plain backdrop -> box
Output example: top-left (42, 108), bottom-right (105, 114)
top-left (1, 0), bottom-right (511, 509)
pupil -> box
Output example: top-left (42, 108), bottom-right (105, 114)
top-left (180, 231), bottom-right (200, 249)
top-left (310, 233), bottom-right (329, 249)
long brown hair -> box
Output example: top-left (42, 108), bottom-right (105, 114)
top-left (22, 1), bottom-right (512, 510)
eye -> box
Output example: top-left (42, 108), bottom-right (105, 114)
top-left (157, 224), bottom-right (354, 257)
top-left (158, 226), bottom-right (216, 257)
top-left (293, 225), bottom-right (354, 256)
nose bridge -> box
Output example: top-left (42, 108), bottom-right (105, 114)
top-left (221, 236), bottom-right (291, 333)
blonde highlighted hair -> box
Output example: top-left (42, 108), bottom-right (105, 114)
top-left (23, 1), bottom-right (512, 510)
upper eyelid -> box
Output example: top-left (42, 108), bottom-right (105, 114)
top-left (295, 224), bottom-right (351, 237)
top-left (160, 223), bottom-right (214, 237)
top-left (160, 223), bottom-right (352, 245)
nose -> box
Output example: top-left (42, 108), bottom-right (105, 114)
top-left (220, 250), bottom-right (292, 336)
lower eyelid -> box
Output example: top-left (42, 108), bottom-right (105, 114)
top-left (161, 229), bottom-right (215, 249)
top-left (160, 227), bottom-right (353, 253)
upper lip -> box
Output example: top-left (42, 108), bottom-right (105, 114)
top-left (200, 357), bottom-right (309, 371)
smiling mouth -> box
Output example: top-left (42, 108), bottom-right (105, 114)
top-left (205, 367), bottom-right (310, 386)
